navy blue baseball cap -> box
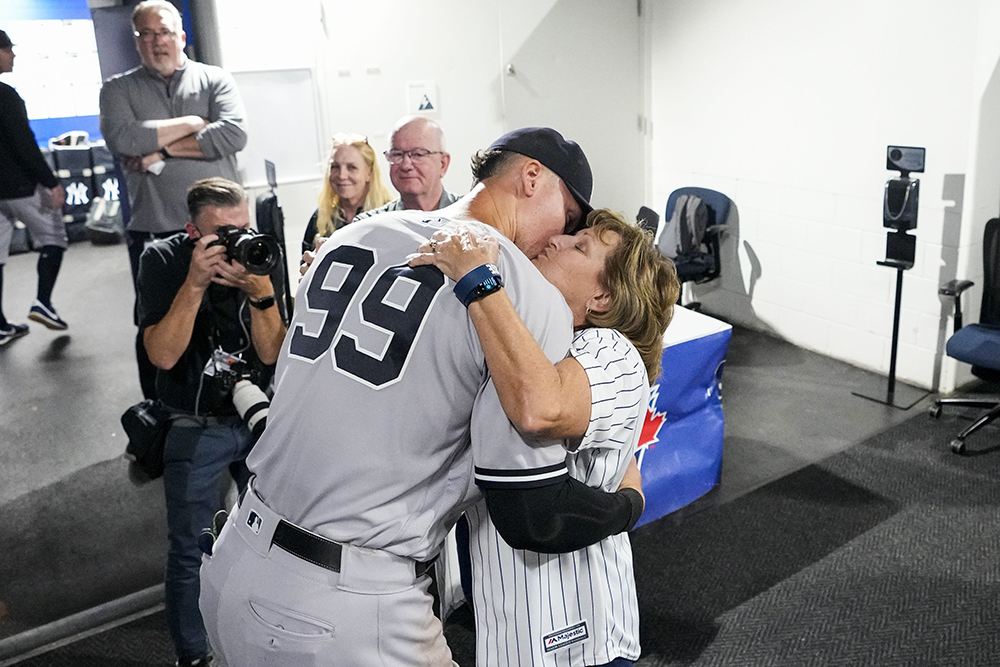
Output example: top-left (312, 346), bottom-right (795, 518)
top-left (489, 127), bottom-right (594, 223)
top-left (0, 31), bottom-right (13, 50)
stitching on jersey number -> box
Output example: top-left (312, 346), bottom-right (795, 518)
top-left (288, 245), bottom-right (444, 388)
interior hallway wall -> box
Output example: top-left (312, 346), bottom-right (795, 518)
top-left (647, 0), bottom-right (1000, 391)
top-left (212, 0), bottom-right (646, 260)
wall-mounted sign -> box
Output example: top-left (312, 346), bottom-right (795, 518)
top-left (406, 80), bottom-right (438, 116)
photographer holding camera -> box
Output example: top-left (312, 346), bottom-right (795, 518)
top-left (136, 177), bottom-right (285, 667)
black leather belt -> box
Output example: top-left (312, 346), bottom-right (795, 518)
top-left (268, 517), bottom-right (433, 578)
top-left (272, 520), bottom-right (343, 571)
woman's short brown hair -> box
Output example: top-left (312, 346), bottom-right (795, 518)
top-left (584, 209), bottom-right (680, 384)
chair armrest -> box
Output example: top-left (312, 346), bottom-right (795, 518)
top-left (940, 279), bottom-right (974, 332)
top-left (703, 224), bottom-right (726, 239)
top-left (939, 279), bottom-right (973, 297)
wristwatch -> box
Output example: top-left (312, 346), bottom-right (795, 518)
top-left (249, 294), bottom-right (275, 310)
top-left (453, 264), bottom-right (504, 307)
top-left (159, 146), bottom-right (170, 159)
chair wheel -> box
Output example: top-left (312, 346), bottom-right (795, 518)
top-left (928, 404), bottom-right (942, 419)
top-left (951, 439), bottom-right (966, 454)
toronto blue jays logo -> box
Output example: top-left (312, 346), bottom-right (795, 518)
top-left (636, 385), bottom-right (667, 470)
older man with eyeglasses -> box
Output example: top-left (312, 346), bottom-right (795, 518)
top-left (99, 0), bottom-right (247, 405)
top-left (356, 116), bottom-right (458, 220)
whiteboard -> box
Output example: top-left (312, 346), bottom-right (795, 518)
top-left (234, 68), bottom-right (323, 187)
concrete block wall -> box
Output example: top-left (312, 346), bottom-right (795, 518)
top-left (647, 0), bottom-right (1000, 391)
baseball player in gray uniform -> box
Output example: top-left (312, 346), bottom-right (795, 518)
top-left (410, 210), bottom-right (678, 666)
top-left (199, 128), bottom-right (646, 667)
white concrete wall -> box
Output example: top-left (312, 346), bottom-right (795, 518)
top-left (647, 0), bottom-right (1000, 391)
top-left (216, 0), bottom-right (644, 253)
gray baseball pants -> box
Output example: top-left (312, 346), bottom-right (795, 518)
top-left (200, 484), bottom-right (457, 667)
top-left (0, 187), bottom-right (67, 264)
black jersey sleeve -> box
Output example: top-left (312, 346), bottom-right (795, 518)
top-left (483, 477), bottom-right (644, 554)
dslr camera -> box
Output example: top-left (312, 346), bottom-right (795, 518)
top-left (210, 225), bottom-right (281, 275)
top-left (204, 349), bottom-right (270, 442)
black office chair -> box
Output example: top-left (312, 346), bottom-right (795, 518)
top-left (929, 217), bottom-right (1000, 454)
top-left (656, 187), bottom-right (732, 308)
top-left (637, 205), bottom-right (659, 235)
top-left (256, 191), bottom-right (293, 326)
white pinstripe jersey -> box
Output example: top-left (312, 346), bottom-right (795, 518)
top-left (468, 327), bottom-right (647, 666)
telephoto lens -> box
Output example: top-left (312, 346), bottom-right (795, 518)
top-left (232, 380), bottom-right (269, 442)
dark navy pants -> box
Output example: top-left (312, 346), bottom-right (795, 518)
top-left (163, 418), bottom-right (253, 661)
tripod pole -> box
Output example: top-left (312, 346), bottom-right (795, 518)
top-left (886, 267), bottom-right (904, 399)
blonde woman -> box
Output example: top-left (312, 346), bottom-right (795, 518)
top-left (302, 133), bottom-right (392, 253)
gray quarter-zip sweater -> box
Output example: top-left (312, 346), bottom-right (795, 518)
top-left (99, 60), bottom-right (247, 233)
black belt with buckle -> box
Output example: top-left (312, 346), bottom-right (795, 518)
top-left (268, 517), bottom-right (434, 578)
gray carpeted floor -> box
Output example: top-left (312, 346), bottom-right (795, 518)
top-left (15, 408), bottom-right (999, 666)
top-left (3, 239), bottom-right (992, 664)
top-left (628, 408), bottom-right (1000, 666)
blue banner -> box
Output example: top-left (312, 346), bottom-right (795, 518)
top-left (635, 327), bottom-right (730, 527)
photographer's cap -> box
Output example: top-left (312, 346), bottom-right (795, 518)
top-left (0, 30), bottom-right (13, 50)
top-left (489, 127), bottom-right (593, 221)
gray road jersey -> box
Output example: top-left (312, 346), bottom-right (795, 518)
top-left (247, 209), bottom-right (573, 561)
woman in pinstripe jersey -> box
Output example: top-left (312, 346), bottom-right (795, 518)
top-left (412, 209), bottom-right (679, 666)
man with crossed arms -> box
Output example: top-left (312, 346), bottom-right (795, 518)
top-left (200, 127), bottom-right (644, 666)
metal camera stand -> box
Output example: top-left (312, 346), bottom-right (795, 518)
top-left (852, 146), bottom-right (932, 410)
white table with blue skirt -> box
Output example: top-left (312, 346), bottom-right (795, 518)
top-left (634, 304), bottom-right (731, 527)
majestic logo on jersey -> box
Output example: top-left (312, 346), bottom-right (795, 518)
top-left (543, 621), bottom-right (588, 652)
top-left (636, 385), bottom-right (667, 469)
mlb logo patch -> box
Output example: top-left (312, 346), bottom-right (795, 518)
top-left (543, 621), bottom-right (588, 653)
top-left (246, 510), bottom-right (262, 535)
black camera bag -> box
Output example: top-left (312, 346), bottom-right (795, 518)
top-left (121, 399), bottom-right (172, 480)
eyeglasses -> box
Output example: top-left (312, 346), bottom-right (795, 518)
top-left (133, 29), bottom-right (176, 42)
top-left (384, 149), bottom-right (444, 164)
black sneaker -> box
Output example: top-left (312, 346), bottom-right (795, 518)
top-left (28, 299), bottom-right (68, 330)
top-left (176, 655), bottom-right (213, 667)
top-left (0, 322), bottom-right (29, 346)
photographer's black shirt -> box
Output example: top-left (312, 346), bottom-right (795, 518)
top-left (136, 232), bottom-right (272, 415)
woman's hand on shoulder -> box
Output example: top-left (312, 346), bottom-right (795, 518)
top-left (408, 225), bottom-right (500, 282)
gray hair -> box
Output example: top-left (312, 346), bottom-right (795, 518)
top-left (132, 0), bottom-right (183, 32)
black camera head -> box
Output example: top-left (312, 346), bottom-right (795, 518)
top-left (886, 146), bottom-right (925, 177)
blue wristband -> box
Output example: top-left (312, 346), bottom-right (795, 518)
top-left (453, 263), bottom-right (504, 307)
